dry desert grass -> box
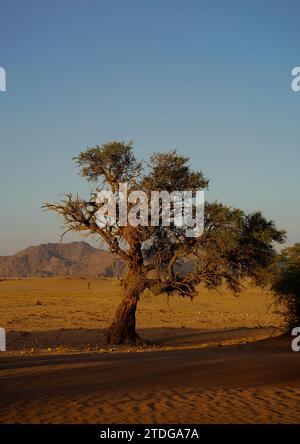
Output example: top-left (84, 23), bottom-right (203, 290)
top-left (0, 277), bottom-right (284, 352)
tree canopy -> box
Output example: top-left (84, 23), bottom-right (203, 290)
top-left (45, 141), bottom-right (285, 344)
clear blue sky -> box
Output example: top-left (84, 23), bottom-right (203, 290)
top-left (0, 0), bottom-right (299, 255)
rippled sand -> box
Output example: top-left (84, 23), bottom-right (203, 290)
top-left (1, 278), bottom-right (299, 424)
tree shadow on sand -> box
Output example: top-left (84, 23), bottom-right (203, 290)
top-left (5, 326), bottom-right (279, 352)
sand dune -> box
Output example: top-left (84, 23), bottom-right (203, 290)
top-left (0, 277), bottom-right (298, 424)
top-left (0, 337), bottom-right (299, 423)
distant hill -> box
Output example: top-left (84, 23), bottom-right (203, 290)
top-left (0, 242), bottom-right (126, 278)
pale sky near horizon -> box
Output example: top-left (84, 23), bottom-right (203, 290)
top-left (0, 0), bottom-right (299, 256)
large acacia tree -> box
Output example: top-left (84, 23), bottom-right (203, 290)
top-left (45, 141), bottom-right (285, 344)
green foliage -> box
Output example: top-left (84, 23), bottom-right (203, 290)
top-left (74, 141), bottom-right (142, 186)
top-left (142, 150), bottom-right (209, 192)
top-left (147, 202), bottom-right (285, 297)
top-left (272, 244), bottom-right (300, 330)
top-left (46, 140), bottom-right (286, 297)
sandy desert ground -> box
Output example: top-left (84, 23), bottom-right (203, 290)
top-left (0, 277), bottom-right (299, 423)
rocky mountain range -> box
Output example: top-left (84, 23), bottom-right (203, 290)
top-left (0, 242), bottom-right (125, 278)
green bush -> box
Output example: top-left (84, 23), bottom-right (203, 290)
top-left (272, 244), bottom-right (300, 331)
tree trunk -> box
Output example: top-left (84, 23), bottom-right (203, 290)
top-left (106, 268), bottom-right (146, 345)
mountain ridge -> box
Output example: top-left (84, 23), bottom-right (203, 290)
top-left (0, 242), bottom-right (125, 278)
